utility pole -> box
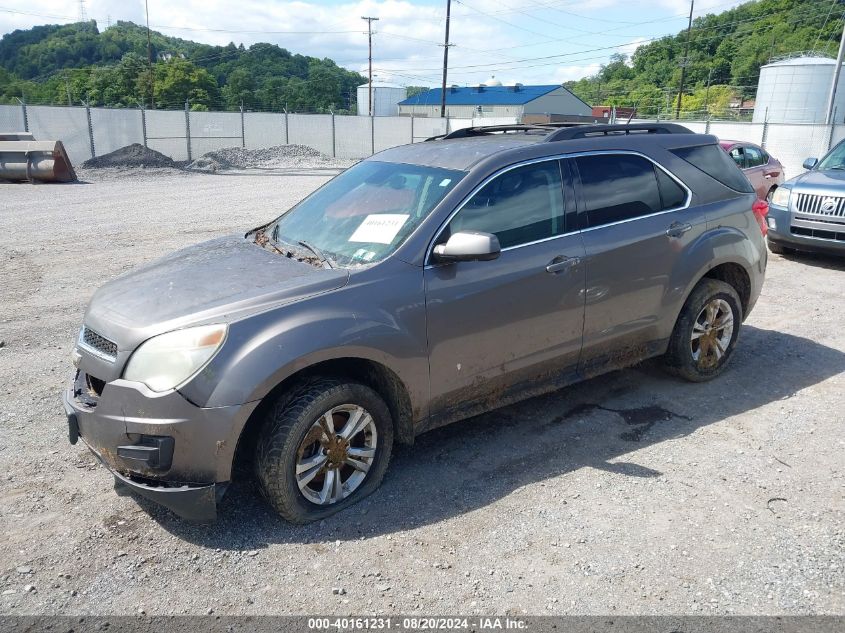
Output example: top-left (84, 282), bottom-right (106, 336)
top-left (675, 0), bottom-right (694, 120)
top-left (440, 0), bottom-right (453, 118)
top-left (703, 67), bottom-right (713, 117)
top-left (362, 16), bottom-right (379, 116)
top-left (145, 0), bottom-right (155, 109)
top-left (825, 14), bottom-right (845, 125)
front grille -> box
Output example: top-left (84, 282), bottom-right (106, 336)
top-left (80, 327), bottom-right (118, 360)
top-left (791, 226), bottom-right (845, 242)
top-left (794, 193), bottom-right (845, 218)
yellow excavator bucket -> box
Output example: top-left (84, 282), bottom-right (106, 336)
top-left (0, 133), bottom-right (77, 183)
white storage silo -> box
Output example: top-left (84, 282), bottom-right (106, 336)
top-left (753, 56), bottom-right (845, 123)
top-left (356, 82), bottom-right (407, 116)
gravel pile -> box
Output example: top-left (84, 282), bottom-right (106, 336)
top-left (186, 144), bottom-right (353, 171)
top-left (81, 144), bottom-right (176, 169)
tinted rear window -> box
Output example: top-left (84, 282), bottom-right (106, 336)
top-left (575, 154), bottom-right (662, 228)
top-left (671, 144), bottom-right (754, 193)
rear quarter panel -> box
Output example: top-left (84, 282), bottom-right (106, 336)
top-left (673, 194), bottom-right (766, 322)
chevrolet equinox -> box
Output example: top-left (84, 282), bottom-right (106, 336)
top-left (64, 123), bottom-right (768, 523)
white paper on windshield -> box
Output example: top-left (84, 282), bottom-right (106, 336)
top-left (348, 214), bottom-right (409, 244)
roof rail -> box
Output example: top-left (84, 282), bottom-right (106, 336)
top-left (543, 123), bottom-right (693, 143)
top-left (425, 124), bottom-right (554, 142)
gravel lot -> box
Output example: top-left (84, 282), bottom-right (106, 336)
top-left (0, 169), bottom-right (844, 617)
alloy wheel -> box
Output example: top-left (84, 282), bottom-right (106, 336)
top-left (690, 298), bottom-right (734, 370)
top-left (294, 404), bottom-right (378, 505)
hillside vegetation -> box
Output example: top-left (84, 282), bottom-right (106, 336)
top-left (0, 0), bottom-right (840, 116)
top-left (565, 0), bottom-right (843, 118)
top-left (0, 21), bottom-right (365, 112)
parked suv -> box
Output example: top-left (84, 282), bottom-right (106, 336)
top-left (766, 139), bottom-right (845, 256)
top-left (64, 123), bottom-right (768, 523)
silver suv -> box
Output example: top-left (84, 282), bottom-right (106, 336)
top-left (767, 140), bottom-right (845, 256)
top-left (63, 123), bottom-right (768, 523)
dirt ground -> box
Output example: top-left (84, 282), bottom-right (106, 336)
top-left (0, 169), bottom-right (843, 616)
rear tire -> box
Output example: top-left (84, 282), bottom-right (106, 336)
top-left (663, 279), bottom-right (742, 382)
top-left (255, 378), bottom-right (393, 523)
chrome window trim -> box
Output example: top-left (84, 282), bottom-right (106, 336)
top-left (77, 329), bottom-right (117, 364)
top-left (424, 149), bottom-right (691, 267)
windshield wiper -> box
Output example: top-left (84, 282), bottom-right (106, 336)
top-left (298, 240), bottom-right (335, 269)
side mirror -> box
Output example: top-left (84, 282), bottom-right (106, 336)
top-left (432, 231), bottom-right (501, 263)
top-left (803, 157), bottom-right (818, 170)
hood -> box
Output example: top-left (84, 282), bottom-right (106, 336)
top-left (789, 169), bottom-right (845, 191)
top-left (83, 235), bottom-right (349, 354)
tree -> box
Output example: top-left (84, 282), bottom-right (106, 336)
top-left (154, 59), bottom-right (220, 109)
top-left (222, 67), bottom-right (256, 109)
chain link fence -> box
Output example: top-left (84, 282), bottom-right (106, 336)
top-left (1, 102), bottom-right (841, 178)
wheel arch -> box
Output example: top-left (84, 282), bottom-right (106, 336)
top-left (232, 356), bottom-right (415, 479)
top-left (699, 262), bottom-right (751, 318)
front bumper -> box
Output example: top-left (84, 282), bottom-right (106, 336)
top-left (768, 204), bottom-right (845, 255)
top-left (63, 370), bottom-right (259, 522)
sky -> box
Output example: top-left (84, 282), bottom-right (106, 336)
top-left (0, 0), bottom-right (750, 87)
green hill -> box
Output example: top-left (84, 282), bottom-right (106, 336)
top-left (0, 0), bottom-right (840, 117)
top-left (0, 20), bottom-right (365, 112)
top-left (564, 0), bottom-right (843, 118)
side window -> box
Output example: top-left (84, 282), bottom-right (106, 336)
top-left (729, 147), bottom-right (746, 168)
top-left (655, 167), bottom-right (687, 209)
top-left (745, 146), bottom-right (764, 167)
top-left (575, 154), bottom-right (663, 228)
top-left (447, 161), bottom-right (565, 249)
top-left (670, 144), bottom-right (755, 193)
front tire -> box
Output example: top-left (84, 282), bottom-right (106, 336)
top-left (255, 378), bottom-right (394, 523)
top-left (663, 279), bottom-right (742, 382)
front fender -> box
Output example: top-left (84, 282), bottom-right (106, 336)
top-left (178, 261), bottom-right (429, 415)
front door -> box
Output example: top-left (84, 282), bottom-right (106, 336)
top-left (424, 159), bottom-right (586, 427)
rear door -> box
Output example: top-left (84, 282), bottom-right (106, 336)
top-left (424, 159), bottom-right (586, 425)
top-left (569, 151), bottom-right (706, 375)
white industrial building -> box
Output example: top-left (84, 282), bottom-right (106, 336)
top-left (397, 79), bottom-right (592, 120)
top-left (753, 56), bottom-right (845, 124)
top-left (356, 82), bottom-right (407, 116)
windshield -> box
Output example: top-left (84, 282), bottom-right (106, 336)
top-left (816, 141), bottom-right (845, 170)
top-left (267, 161), bottom-right (465, 266)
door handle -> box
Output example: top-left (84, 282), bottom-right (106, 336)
top-left (765, 174), bottom-right (773, 179)
top-left (665, 221), bottom-right (692, 238)
top-left (546, 256), bottom-right (580, 273)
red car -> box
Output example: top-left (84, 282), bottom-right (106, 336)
top-left (720, 140), bottom-right (784, 201)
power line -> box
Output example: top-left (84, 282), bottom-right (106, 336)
top-left (372, 2), bottom-right (837, 77)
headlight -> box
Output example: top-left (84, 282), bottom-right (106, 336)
top-left (123, 324), bottom-right (227, 392)
top-left (771, 187), bottom-right (791, 208)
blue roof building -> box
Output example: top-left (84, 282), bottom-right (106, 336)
top-left (397, 82), bottom-right (592, 120)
